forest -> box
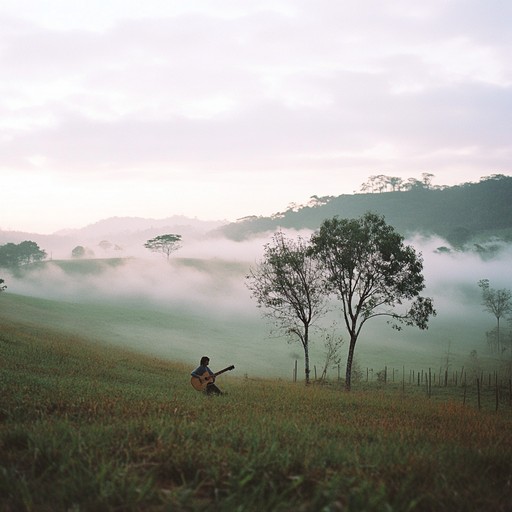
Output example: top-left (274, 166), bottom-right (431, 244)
top-left (219, 174), bottom-right (512, 246)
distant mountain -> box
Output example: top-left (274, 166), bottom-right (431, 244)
top-left (55, 215), bottom-right (226, 238)
top-left (0, 215), bottom-right (227, 260)
top-left (3, 177), bottom-right (512, 257)
top-left (217, 175), bottom-right (512, 247)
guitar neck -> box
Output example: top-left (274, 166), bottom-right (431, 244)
top-left (214, 366), bottom-right (234, 377)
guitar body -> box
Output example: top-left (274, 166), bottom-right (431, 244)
top-left (190, 365), bottom-right (235, 391)
top-left (190, 371), bottom-right (215, 391)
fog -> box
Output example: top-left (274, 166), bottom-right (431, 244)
top-left (5, 231), bottom-right (512, 378)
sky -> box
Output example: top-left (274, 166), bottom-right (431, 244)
top-left (1, 0), bottom-right (511, 234)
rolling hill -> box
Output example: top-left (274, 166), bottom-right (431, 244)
top-left (218, 175), bottom-right (512, 245)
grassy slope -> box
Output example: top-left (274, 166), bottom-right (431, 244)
top-left (1, 300), bottom-right (512, 511)
top-left (3, 256), bottom-right (499, 380)
top-left (4, 257), bottom-right (300, 376)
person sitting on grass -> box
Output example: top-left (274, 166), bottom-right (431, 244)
top-left (191, 356), bottom-right (223, 395)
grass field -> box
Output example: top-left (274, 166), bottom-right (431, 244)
top-left (2, 255), bottom-right (502, 382)
top-left (1, 295), bottom-right (512, 511)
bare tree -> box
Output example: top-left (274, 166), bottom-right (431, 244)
top-left (246, 231), bottom-right (328, 384)
top-left (319, 329), bottom-right (344, 381)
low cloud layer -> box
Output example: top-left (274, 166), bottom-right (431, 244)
top-left (4, 233), bottom-right (512, 377)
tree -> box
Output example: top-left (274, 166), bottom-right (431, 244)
top-left (144, 234), bottom-right (182, 260)
top-left (403, 178), bottom-right (424, 191)
top-left (0, 241), bottom-right (47, 268)
top-left (388, 176), bottom-right (404, 192)
top-left (421, 172), bottom-right (435, 189)
top-left (478, 279), bottom-right (512, 354)
top-left (246, 231), bottom-right (328, 384)
top-left (98, 240), bottom-right (113, 251)
top-left (311, 212), bottom-right (436, 390)
top-left (17, 241), bottom-right (47, 265)
top-left (72, 246), bottom-right (86, 259)
top-left (319, 329), bottom-right (343, 382)
top-left (0, 243), bottom-right (17, 267)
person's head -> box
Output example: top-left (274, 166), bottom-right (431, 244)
top-left (200, 356), bottom-right (210, 366)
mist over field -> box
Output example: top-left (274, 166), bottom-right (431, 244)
top-left (4, 230), bottom-right (512, 378)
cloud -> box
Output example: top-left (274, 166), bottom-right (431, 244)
top-left (5, 232), bottom-right (512, 373)
top-left (1, 1), bottom-right (511, 233)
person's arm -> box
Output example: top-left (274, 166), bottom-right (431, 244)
top-left (191, 365), bottom-right (206, 377)
top-left (191, 366), bottom-right (215, 385)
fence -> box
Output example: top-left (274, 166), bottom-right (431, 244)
top-left (293, 361), bottom-right (512, 411)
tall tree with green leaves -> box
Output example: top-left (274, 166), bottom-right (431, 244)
top-left (0, 241), bottom-right (47, 268)
top-left (478, 279), bottom-right (512, 354)
top-left (246, 231), bottom-right (328, 384)
top-left (311, 212), bottom-right (436, 390)
top-left (144, 234), bottom-right (182, 260)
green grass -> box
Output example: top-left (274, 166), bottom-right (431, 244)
top-left (1, 312), bottom-right (512, 511)
top-left (15, 257), bottom-right (128, 276)
top-left (0, 291), bottom-right (277, 376)
top-left (4, 255), bottom-right (503, 380)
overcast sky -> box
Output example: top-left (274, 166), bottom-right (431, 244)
top-left (1, 0), bottom-right (511, 234)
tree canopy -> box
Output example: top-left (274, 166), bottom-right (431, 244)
top-left (0, 241), bottom-right (47, 268)
top-left (144, 234), bottom-right (182, 260)
top-left (310, 212), bottom-right (436, 390)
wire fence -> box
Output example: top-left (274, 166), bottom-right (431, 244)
top-left (293, 361), bottom-right (512, 412)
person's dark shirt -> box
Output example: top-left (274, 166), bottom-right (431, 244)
top-left (191, 365), bottom-right (213, 378)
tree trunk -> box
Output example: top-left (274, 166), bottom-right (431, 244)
top-left (304, 348), bottom-right (310, 384)
top-left (345, 336), bottom-right (357, 391)
top-left (497, 316), bottom-right (501, 354)
top-left (304, 330), bottom-right (310, 385)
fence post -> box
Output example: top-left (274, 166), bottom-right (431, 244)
top-left (495, 373), bottom-right (499, 412)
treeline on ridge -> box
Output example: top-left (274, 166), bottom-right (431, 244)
top-left (219, 174), bottom-right (512, 246)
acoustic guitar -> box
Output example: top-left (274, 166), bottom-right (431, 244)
top-left (190, 365), bottom-right (235, 391)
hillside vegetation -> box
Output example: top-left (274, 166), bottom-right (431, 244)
top-left (1, 299), bottom-right (512, 511)
top-left (219, 175), bottom-right (512, 243)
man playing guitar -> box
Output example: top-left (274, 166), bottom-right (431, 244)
top-left (190, 356), bottom-right (225, 395)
